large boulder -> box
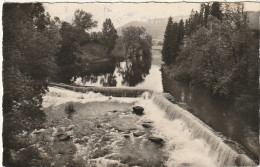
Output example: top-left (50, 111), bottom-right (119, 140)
top-left (148, 137), bottom-right (164, 146)
top-left (132, 106), bottom-right (144, 116)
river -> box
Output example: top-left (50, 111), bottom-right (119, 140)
top-left (74, 48), bottom-right (258, 163)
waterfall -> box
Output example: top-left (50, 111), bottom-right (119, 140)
top-left (149, 92), bottom-right (256, 167)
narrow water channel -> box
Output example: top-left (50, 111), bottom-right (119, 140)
top-left (74, 49), bottom-right (258, 162)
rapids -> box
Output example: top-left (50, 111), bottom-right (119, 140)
top-left (40, 86), bottom-right (256, 167)
top-left (142, 92), bottom-right (256, 167)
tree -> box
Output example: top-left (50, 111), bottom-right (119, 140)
top-left (169, 22), bottom-right (179, 63)
top-left (55, 21), bottom-right (87, 83)
top-left (102, 18), bottom-right (118, 56)
top-left (55, 10), bottom-right (98, 83)
top-left (90, 32), bottom-right (102, 43)
top-left (211, 2), bottom-right (222, 20)
top-left (122, 26), bottom-right (152, 57)
top-left (3, 3), bottom-right (61, 166)
top-left (175, 3), bottom-right (255, 99)
top-left (177, 19), bottom-right (185, 44)
top-left (162, 17), bottom-right (173, 64)
top-left (162, 17), bottom-right (185, 65)
top-left (200, 3), bottom-right (211, 26)
top-left (73, 9), bottom-right (97, 31)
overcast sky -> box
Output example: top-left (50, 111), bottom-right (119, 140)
top-left (43, 2), bottom-right (260, 31)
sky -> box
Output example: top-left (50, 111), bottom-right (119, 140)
top-left (43, 2), bottom-right (260, 31)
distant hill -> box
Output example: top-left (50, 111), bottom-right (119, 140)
top-left (116, 16), bottom-right (189, 41)
top-left (117, 12), bottom-right (258, 41)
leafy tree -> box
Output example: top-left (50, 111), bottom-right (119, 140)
top-left (122, 26), bottom-right (152, 57)
top-left (174, 2), bottom-right (257, 101)
top-left (73, 9), bottom-right (97, 31)
top-left (55, 10), bottom-right (98, 83)
top-left (90, 32), bottom-right (102, 43)
top-left (102, 18), bottom-right (118, 56)
top-left (3, 3), bottom-right (60, 166)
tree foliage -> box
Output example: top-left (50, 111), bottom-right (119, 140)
top-left (162, 17), bottom-right (185, 64)
top-left (211, 2), bottom-right (222, 20)
top-left (73, 9), bottom-right (97, 31)
top-left (122, 26), bottom-right (152, 58)
top-left (172, 3), bottom-right (258, 102)
top-left (3, 3), bottom-right (61, 166)
top-left (55, 10), bottom-right (97, 83)
top-left (102, 18), bottom-right (118, 56)
top-left (162, 2), bottom-right (258, 120)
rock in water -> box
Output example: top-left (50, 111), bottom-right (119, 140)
top-left (32, 128), bottom-right (46, 135)
top-left (148, 137), bottom-right (164, 146)
top-left (123, 134), bottom-right (130, 139)
top-left (132, 106), bottom-right (144, 115)
top-left (133, 131), bottom-right (145, 137)
top-left (57, 133), bottom-right (71, 141)
top-left (142, 123), bottom-right (152, 128)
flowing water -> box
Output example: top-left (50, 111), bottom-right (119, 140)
top-left (41, 87), bottom-right (220, 166)
top-left (40, 86), bottom-right (256, 166)
top-left (69, 49), bottom-right (258, 166)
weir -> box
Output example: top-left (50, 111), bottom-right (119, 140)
top-left (49, 83), bottom-right (257, 167)
top-left (49, 83), bottom-right (152, 97)
top-left (150, 93), bottom-right (257, 167)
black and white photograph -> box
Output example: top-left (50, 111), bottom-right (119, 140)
top-left (2, 1), bottom-right (259, 166)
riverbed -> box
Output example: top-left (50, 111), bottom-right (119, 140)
top-left (30, 86), bottom-right (227, 166)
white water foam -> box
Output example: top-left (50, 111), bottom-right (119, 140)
top-left (42, 87), bottom-right (256, 167)
top-left (139, 92), bottom-right (256, 167)
top-left (138, 98), bottom-right (218, 167)
top-left (42, 86), bottom-right (138, 108)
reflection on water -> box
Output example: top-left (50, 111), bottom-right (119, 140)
top-left (77, 55), bottom-right (151, 87)
top-left (161, 74), bottom-right (259, 161)
top-left (75, 50), bottom-right (163, 92)
top-left (118, 56), bottom-right (151, 86)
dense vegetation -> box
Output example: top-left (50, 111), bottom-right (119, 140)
top-left (162, 2), bottom-right (258, 116)
top-left (3, 3), bottom-right (152, 166)
top-left (122, 26), bottom-right (152, 57)
top-left (162, 17), bottom-right (184, 65)
top-left (3, 3), bottom-right (60, 166)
